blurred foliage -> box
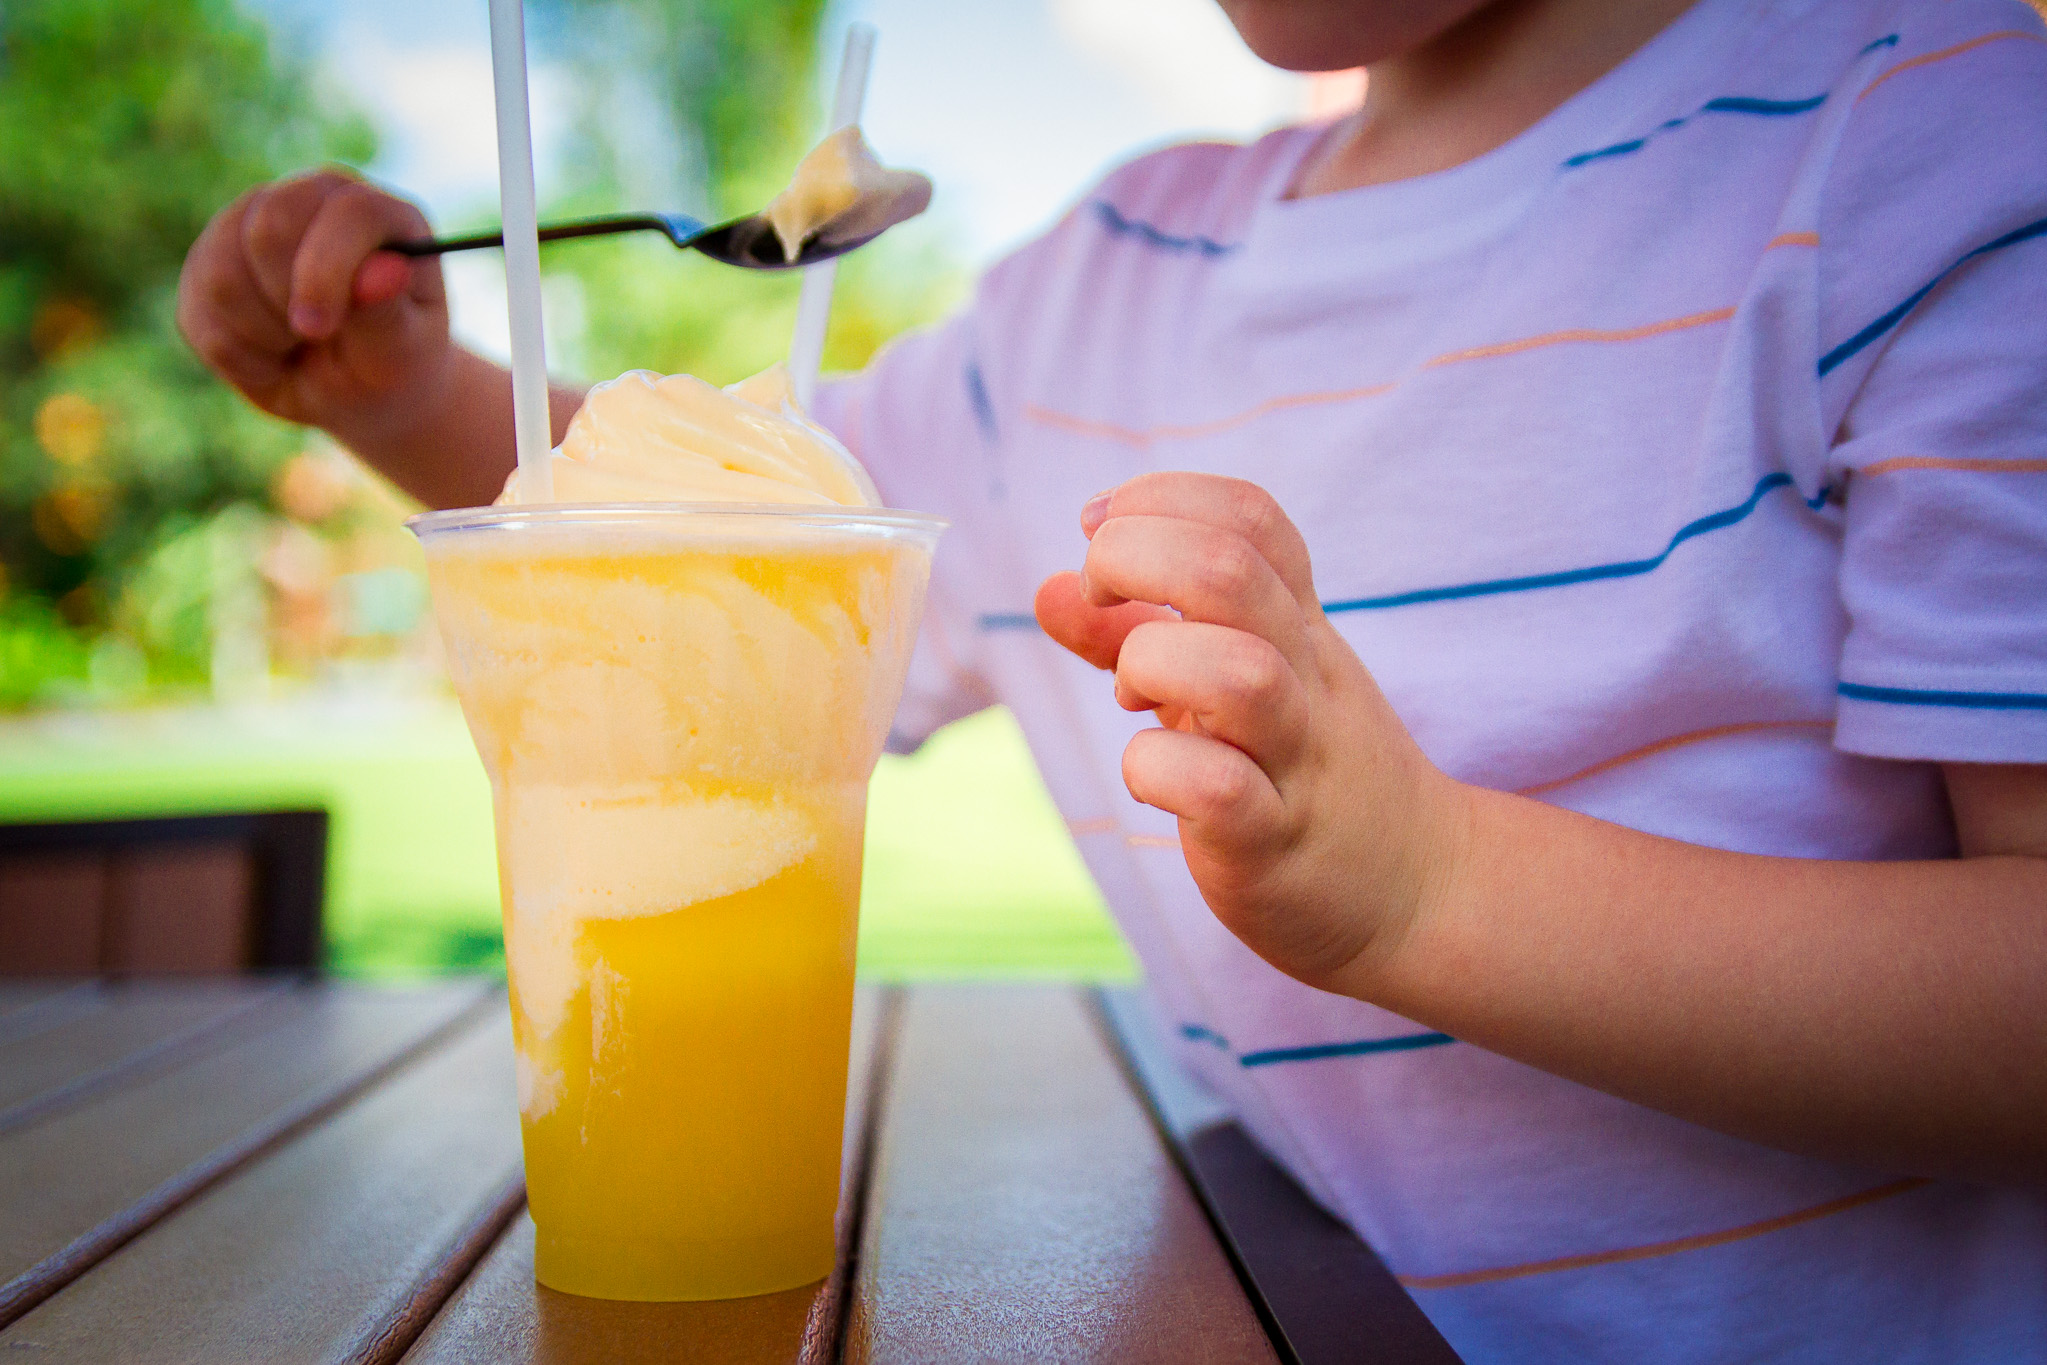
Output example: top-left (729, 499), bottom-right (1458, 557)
top-left (537, 0), bottom-right (828, 217)
top-left (0, 0), bottom-right (379, 707)
top-left (0, 0), bottom-right (373, 320)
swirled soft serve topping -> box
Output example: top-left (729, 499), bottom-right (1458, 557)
top-left (497, 363), bottom-right (879, 507)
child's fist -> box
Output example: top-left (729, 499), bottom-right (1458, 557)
top-left (1035, 473), bottom-right (1467, 991)
top-left (176, 168), bottom-right (452, 446)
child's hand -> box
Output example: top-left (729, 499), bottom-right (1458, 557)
top-left (1034, 473), bottom-right (1468, 991)
top-left (176, 168), bottom-right (453, 448)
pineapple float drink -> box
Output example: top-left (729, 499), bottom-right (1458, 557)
top-left (413, 366), bottom-right (939, 1301)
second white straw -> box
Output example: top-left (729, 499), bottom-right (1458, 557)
top-left (487, 0), bottom-right (554, 501)
top-left (788, 24), bottom-right (876, 412)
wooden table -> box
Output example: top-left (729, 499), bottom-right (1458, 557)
top-left (0, 978), bottom-right (1460, 1363)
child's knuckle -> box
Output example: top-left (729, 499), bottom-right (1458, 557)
top-left (327, 180), bottom-right (373, 215)
top-left (301, 166), bottom-right (360, 196)
top-left (1219, 639), bottom-right (1283, 707)
top-left (1197, 535), bottom-right (1258, 600)
top-left (243, 193), bottom-right (304, 260)
top-left (334, 180), bottom-right (399, 229)
top-left (1199, 753), bottom-right (1254, 812)
top-left (1228, 482), bottom-right (1281, 542)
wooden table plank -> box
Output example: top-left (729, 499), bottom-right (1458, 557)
top-left (0, 980), bottom-right (494, 1322)
top-left (403, 986), bottom-right (901, 1365)
top-left (0, 981), bottom-right (104, 1047)
top-left (0, 1005), bottom-right (522, 1364)
top-left (0, 979), bottom-right (91, 1019)
top-left (0, 978), bottom-right (293, 1133)
top-left (844, 984), bottom-right (1278, 1365)
top-left (1099, 988), bottom-right (1464, 1365)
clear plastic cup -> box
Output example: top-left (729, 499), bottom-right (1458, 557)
top-left (411, 503), bottom-right (942, 1301)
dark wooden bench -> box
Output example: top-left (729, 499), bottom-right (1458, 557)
top-left (0, 812), bottom-right (327, 974)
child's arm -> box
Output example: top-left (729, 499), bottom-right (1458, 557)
top-left (1036, 471), bottom-right (2047, 1186)
top-left (176, 168), bottom-right (582, 509)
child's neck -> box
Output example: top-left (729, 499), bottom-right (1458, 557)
top-left (1292, 0), bottom-right (1697, 198)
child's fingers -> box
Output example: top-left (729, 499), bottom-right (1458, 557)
top-left (1082, 514), bottom-right (1313, 667)
top-left (1087, 473), bottom-right (1318, 614)
top-left (1121, 725), bottom-right (1287, 854)
top-left (239, 169), bottom-right (356, 326)
top-left (178, 194), bottom-right (301, 396)
top-left (1034, 570), bottom-right (1177, 670)
top-left (187, 329), bottom-right (293, 410)
top-left (1113, 619), bottom-right (1308, 771)
top-left (290, 183), bottom-right (436, 340)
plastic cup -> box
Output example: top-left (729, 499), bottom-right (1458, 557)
top-left (411, 502), bottom-right (942, 1301)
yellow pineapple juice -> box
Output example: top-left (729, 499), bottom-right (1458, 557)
top-left (414, 505), bottom-right (938, 1300)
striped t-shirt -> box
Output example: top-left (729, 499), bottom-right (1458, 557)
top-left (816, 0), bottom-right (2047, 1358)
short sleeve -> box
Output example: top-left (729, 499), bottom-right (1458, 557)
top-left (814, 316), bottom-right (1000, 752)
top-left (1817, 3), bottom-right (2047, 762)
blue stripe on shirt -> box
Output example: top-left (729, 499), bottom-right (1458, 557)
top-left (1321, 472), bottom-right (1828, 613)
top-left (1180, 1022), bottom-right (1458, 1067)
top-left (1241, 1033), bottom-right (1458, 1067)
top-left (1818, 214), bottom-right (2047, 376)
top-left (978, 612), bottom-right (1039, 631)
top-left (1563, 92), bottom-right (1828, 168)
top-left (1839, 681), bottom-right (2047, 710)
top-left (1092, 199), bottom-right (1241, 256)
top-left (975, 473), bottom-right (1829, 631)
top-left (964, 358), bottom-right (999, 441)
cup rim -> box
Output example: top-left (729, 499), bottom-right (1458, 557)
top-left (407, 501), bottom-right (949, 539)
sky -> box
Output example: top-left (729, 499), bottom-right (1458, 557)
top-left (248, 0), bottom-right (1332, 357)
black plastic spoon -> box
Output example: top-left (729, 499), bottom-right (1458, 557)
top-left (387, 172), bottom-right (932, 269)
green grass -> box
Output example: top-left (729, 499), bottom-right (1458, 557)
top-left (0, 698), bottom-right (1135, 981)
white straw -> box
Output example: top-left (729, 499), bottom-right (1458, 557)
top-left (788, 24), bottom-right (876, 412)
top-left (487, 0), bottom-right (553, 501)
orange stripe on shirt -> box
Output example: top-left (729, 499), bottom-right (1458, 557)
top-left (1423, 307), bottom-right (1737, 369)
top-left (1766, 230), bottom-right (1820, 249)
top-left (1125, 833), bottom-right (1182, 850)
top-left (1515, 718), bottom-right (1834, 797)
top-left (1858, 30), bottom-right (2047, 102)
top-left (1025, 306), bottom-right (1735, 448)
top-left (1397, 1178), bottom-right (1931, 1291)
top-left (1858, 454), bottom-right (2047, 478)
top-left (1025, 381), bottom-right (1398, 449)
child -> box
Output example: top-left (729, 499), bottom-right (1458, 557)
top-left (178, 0), bottom-right (2047, 1357)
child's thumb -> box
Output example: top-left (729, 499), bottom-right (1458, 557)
top-left (1035, 572), bottom-right (1175, 671)
top-left (351, 251), bottom-right (413, 308)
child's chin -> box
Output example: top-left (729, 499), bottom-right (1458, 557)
top-left (1212, 0), bottom-right (1463, 74)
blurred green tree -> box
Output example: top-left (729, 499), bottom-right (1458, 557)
top-left (0, 0), bottom-right (373, 704)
